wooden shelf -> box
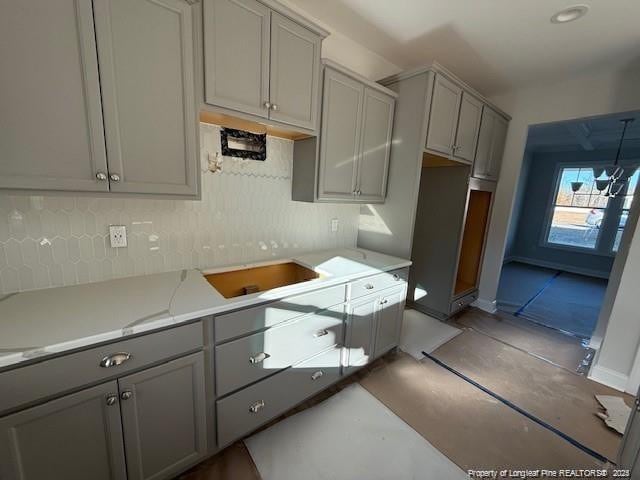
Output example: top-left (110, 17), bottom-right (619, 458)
top-left (199, 111), bottom-right (313, 141)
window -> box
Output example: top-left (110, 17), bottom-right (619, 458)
top-left (546, 166), bottom-right (638, 253)
top-left (547, 167), bottom-right (609, 249)
top-left (613, 169), bottom-right (639, 252)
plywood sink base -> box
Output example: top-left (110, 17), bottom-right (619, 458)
top-left (204, 262), bottom-right (320, 299)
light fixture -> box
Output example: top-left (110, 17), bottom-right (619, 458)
top-left (593, 118), bottom-right (634, 198)
top-left (551, 5), bottom-right (589, 24)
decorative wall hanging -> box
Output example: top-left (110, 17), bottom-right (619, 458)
top-left (220, 128), bottom-right (267, 161)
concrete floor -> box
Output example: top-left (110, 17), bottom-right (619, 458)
top-left (178, 308), bottom-right (628, 479)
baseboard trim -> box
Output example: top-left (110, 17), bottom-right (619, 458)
top-left (588, 364), bottom-right (628, 392)
top-left (509, 256), bottom-right (610, 279)
top-left (472, 297), bottom-right (497, 314)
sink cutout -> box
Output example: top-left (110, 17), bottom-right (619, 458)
top-left (204, 262), bottom-right (320, 298)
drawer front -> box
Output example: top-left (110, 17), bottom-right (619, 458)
top-left (350, 267), bottom-right (409, 300)
top-left (215, 284), bottom-right (346, 342)
top-left (215, 306), bottom-right (344, 396)
top-left (450, 290), bottom-right (478, 315)
top-left (0, 322), bottom-right (203, 415)
top-left (217, 347), bottom-right (341, 447)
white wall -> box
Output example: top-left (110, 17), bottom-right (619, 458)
top-left (477, 62), bottom-right (640, 392)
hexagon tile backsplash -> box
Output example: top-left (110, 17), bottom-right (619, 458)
top-left (0, 124), bottom-right (360, 295)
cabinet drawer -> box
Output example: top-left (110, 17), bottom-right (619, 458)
top-left (215, 284), bottom-right (346, 342)
top-left (215, 306), bottom-right (344, 396)
top-left (0, 322), bottom-right (203, 415)
top-left (450, 290), bottom-right (478, 315)
top-left (350, 267), bottom-right (409, 300)
top-left (217, 347), bottom-right (341, 446)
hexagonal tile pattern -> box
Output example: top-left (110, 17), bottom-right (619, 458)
top-left (0, 124), bottom-right (360, 294)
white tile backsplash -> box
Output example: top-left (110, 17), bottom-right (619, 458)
top-left (0, 124), bottom-right (359, 294)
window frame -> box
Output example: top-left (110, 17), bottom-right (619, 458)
top-left (540, 162), bottom-right (615, 256)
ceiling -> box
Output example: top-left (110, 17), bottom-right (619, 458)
top-left (527, 111), bottom-right (640, 153)
top-left (286, 0), bottom-right (640, 95)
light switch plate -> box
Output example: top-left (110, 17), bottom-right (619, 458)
top-left (331, 218), bottom-right (339, 233)
top-left (109, 225), bottom-right (127, 248)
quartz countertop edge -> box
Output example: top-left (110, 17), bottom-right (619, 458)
top-left (0, 248), bottom-right (411, 371)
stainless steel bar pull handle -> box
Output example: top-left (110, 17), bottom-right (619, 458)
top-left (100, 352), bottom-right (132, 368)
top-left (364, 284), bottom-right (374, 290)
top-left (311, 371), bottom-right (324, 381)
top-left (313, 329), bottom-right (329, 338)
top-left (249, 400), bottom-right (265, 413)
top-left (249, 352), bottom-right (270, 364)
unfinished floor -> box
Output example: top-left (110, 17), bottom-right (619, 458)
top-left (178, 308), bottom-right (630, 479)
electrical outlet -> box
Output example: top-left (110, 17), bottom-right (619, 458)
top-left (109, 225), bottom-right (127, 248)
top-left (331, 218), bottom-right (339, 233)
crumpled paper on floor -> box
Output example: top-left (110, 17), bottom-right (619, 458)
top-left (595, 395), bottom-right (632, 435)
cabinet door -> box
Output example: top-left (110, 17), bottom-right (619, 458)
top-left (317, 68), bottom-right (364, 201)
top-left (0, 0), bottom-right (109, 193)
top-left (118, 352), bottom-right (207, 480)
top-left (373, 287), bottom-right (406, 358)
top-left (0, 382), bottom-right (126, 480)
top-left (453, 93), bottom-right (483, 163)
top-left (269, 12), bottom-right (321, 131)
top-left (94, 0), bottom-right (199, 196)
top-left (425, 74), bottom-right (462, 156)
top-left (345, 295), bottom-right (377, 373)
top-left (204, 0), bottom-right (271, 119)
top-left (473, 107), bottom-right (508, 181)
top-left (356, 88), bottom-right (395, 203)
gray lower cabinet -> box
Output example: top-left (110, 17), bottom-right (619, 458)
top-left (0, 352), bottom-right (206, 480)
top-left (345, 285), bottom-right (406, 372)
top-left (293, 60), bottom-right (396, 203)
top-left (0, 0), bottom-right (109, 193)
top-left (203, 0), bottom-right (325, 132)
top-left (118, 353), bottom-right (207, 480)
top-left (0, 381), bottom-right (127, 480)
top-left (473, 106), bottom-right (508, 181)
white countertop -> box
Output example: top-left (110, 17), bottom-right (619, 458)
top-left (0, 248), bottom-right (410, 370)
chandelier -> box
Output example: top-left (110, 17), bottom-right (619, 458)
top-left (570, 118), bottom-right (635, 198)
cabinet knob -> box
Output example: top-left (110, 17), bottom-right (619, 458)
top-left (100, 352), bottom-right (132, 368)
top-left (313, 329), bottom-right (329, 338)
top-left (96, 171), bottom-right (108, 181)
top-left (311, 370), bottom-right (324, 381)
top-left (364, 284), bottom-right (374, 290)
top-left (271, 103), bottom-right (278, 111)
top-left (120, 390), bottom-right (133, 401)
top-left (263, 101), bottom-right (271, 109)
top-left (380, 299), bottom-right (389, 305)
top-left (357, 190), bottom-right (362, 196)
top-left (393, 274), bottom-right (400, 281)
top-left (109, 173), bottom-right (121, 182)
top-left (249, 400), bottom-right (265, 413)
top-left (106, 394), bottom-right (118, 406)
top-left (249, 352), bottom-right (270, 364)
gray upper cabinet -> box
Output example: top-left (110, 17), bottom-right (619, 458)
top-left (317, 68), bottom-right (364, 200)
top-left (294, 62), bottom-right (396, 203)
top-left (269, 12), bottom-right (321, 130)
top-left (203, 0), bottom-right (271, 119)
top-left (425, 74), bottom-right (462, 157)
top-left (0, 381), bottom-right (127, 480)
top-left (453, 93), bottom-right (483, 163)
top-left (357, 88), bottom-right (395, 202)
top-left (473, 107), bottom-right (508, 181)
top-left (118, 353), bottom-right (207, 480)
top-left (203, 0), bottom-right (325, 133)
top-left (94, 0), bottom-right (199, 196)
top-left (0, 0), bottom-right (109, 193)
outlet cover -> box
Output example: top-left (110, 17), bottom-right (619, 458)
top-left (331, 218), bottom-right (339, 233)
top-left (109, 225), bottom-right (127, 248)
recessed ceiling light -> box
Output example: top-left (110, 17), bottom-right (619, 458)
top-left (551, 5), bottom-right (589, 23)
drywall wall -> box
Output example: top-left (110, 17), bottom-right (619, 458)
top-left (278, 0), bottom-right (402, 81)
top-left (0, 124), bottom-right (359, 295)
top-left (507, 148), bottom-right (640, 278)
top-left (476, 62), bottom-right (640, 392)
